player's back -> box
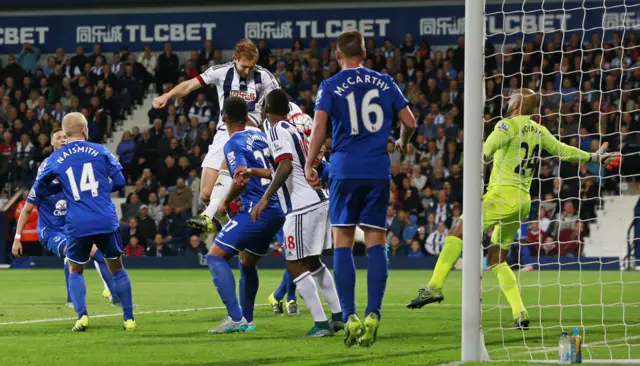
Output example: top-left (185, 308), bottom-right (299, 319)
top-left (487, 115), bottom-right (544, 195)
top-left (225, 129), bottom-right (280, 211)
top-left (268, 120), bottom-right (328, 215)
top-left (46, 140), bottom-right (119, 237)
top-left (317, 67), bottom-right (407, 180)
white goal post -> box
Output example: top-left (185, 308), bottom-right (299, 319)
top-left (462, 0), bottom-right (640, 363)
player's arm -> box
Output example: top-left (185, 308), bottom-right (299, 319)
top-left (12, 189), bottom-right (38, 257)
top-left (251, 158), bottom-right (291, 222)
top-left (483, 119), bottom-right (516, 159)
top-left (153, 78), bottom-right (200, 108)
top-left (33, 160), bottom-right (55, 197)
top-left (539, 125), bottom-right (619, 168)
top-left (105, 148), bottom-right (126, 192)
top-left (306, 82), bottom-right (330, 189)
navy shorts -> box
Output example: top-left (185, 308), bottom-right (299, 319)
top-left (329, 178), bottom-right (390, 230)
top-left (39, 229), bottom-right (67, 258)
top-left (66, 231), bottom-right (123, 264)
top-left (214, 207), bottom-right (285, 257)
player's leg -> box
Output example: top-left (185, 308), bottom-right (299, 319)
top-left (100, 231), bottom-right (135, 330)
top-left (65, 236), bottom-right (90, 332)
top-left (488, 221), bottom-right (529, 330)
top-left (283, 213), bottom-right (332, 337)
top-left (89, 245), bottom-right (119, 306)
top-left (238, 251), bottom-right (263, 331)
top-left (406, 219), bottom-right (462, 309)
top-left (307, 206), bottom-right (343, 329)
top-left (207, 218), bottom-right (247, 333)
top-left (357, 179), bottom-right (391, 348)
top-left (63, 257), bottom-right (72, 306)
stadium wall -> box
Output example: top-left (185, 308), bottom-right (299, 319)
top-left (12, 256), bottom-right (622, 271)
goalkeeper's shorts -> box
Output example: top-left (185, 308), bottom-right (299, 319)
top-left (482, 188), bottom-right (531, 249)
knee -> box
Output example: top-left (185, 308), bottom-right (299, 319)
top-left (286, 260), bottom-right (307, 278)
top-left (69, 262), bottom-right (85, 274)
top-left (106, 258), bottom-right (123, 273)
top-left (305, 256), bottom-right (323, 273)
top-left (200, 190), bottom-right (212, 201)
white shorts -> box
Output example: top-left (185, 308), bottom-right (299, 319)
top-left (283, 203), bottom-right (331, 261)
top-left (201, 126), bottom-right (261, 170)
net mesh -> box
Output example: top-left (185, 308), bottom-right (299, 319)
top-left (481, 0), bottom-right (640, 362)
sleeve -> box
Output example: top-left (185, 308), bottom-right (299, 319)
top-left (319, 160), bottom-right (330, 186)
top-left (388, 75), bottom-right (410, 114)
top-left (254, 69), bottom-right (280, 116)
top-left (104, 146), bottom-right (124, 177)
top-left (196, 64), bottom-right (225, 87)
top-left (33, 157), bottom-right (55, 197)
top-left (483, 118), bottom-right (515, 159)
top-left (267, 124), bottom-right (294, 164)
top-left (314, 81), bottom-right (332, 113)
top-left (539, 125), bottom-right (591, 163)
top-left (26, 186), bottom-right (40, 207)
top-left (223, 139), bottom-right (248, 176)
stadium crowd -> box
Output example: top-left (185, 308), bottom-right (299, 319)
top-left (2, 30), bottom-right (639, 259)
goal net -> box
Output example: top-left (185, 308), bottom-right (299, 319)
top-left (479, 0), bottom-right (640, 362)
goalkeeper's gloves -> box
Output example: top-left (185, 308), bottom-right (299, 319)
top-left (589, 142), bottom-right (621, 171)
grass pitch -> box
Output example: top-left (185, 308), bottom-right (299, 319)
top-left (1, 268), bottom-right (639, 365)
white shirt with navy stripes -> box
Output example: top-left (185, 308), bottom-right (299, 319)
top-left (265, 119), bottom-right (328, 216)
top-left (197, 62), bottom-right (279, 131)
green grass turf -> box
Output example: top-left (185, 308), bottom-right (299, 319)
top-left (1, 269), bottom-right (640, 365)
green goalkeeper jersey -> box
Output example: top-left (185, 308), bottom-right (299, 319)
top-left (483, 115), bottom-right (591, 194)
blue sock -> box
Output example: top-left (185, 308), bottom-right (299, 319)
top-left (273, 271), bottom-right (288, 302)
top-left (334, 247), bottom-right (356, 322)
top-left (64, 260), bottom-right (71, 303)
top-left (112, 269), bottom-right (134, 321)
top-left (239, 264), bottom-right (259, 323)
top-left (91, 251), bottom-right (117, 299)
top-left (365, 244), bottom-right (388, 319)
top-left (68, 272), bottom-right (87, 319)
top-left (285, 271), bottom-right (297, 302)
top-left (206, 255), bottom-right (243, 321)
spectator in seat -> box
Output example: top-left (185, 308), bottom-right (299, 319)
top-left (121, 217), bottom-right (139, 245)
top-left (125, 235), bottom-right (143, 257)
top-left (111, 53), bottom-right (125, 79)
top-left (387, 234), bottom-right (408, 256)
top-left (176, 156), bottom-right (191, 178)
top-left (139, 167), bottom-right (159, 194)
top-left (17, 43), bottom-right (40, 75)
top-left (197, 40), bottom-right (215, 69)
top-left (159, 204), bottom-right (188, 254)
top-left (136, 205), bottom-right (157, 242)
top-left (15, 133), bottom-right (34, 161)
top-left (157, 126), bottom-right (175, 158)
top-left (134, 128), bottom-right (158, 177)
top-left (196, 128), bottom-right (212, 153)
top-left (188, 93), bottom-right (211, 125)
top-left (168, 177), bottom-right (193, 215)
top-left (117, 131), bottom-right (136, 182)
top-left (386, 205), bottom-right (403, 238)
top-left (399, 177), bottom-right (421, 213)
top-left (425, 221), bottom-right (447, 256)
top-left (402, 214), bottom-right (419, 244)
top-left (410, 164), bottom-right (427, 191)
top-left (147, 192), bottom-right (164, 227)
top-left (550, 201), bottom-right (579, 238)
top-left (408, 240), bottom-right (424, 257)
top-left (429, 190), bottom-right (451, 225)
top-left (156, 43), bottom-right (179, 94)
top-left (70, 46), bottom-right (89, 73)
top-left (138, 45), bottom-right (157, 80)
top-left (157, 186), bottom-right (169, 206)
top-left (185, 234), bottom-right (207, 257)
top-left (122, 193), bottom-right (142, 222)
top-left (157, 155), bottom-right (180, 188)
top-left (100, 64), bottom-right (119, 91)
top-left (147, 233), bottom-right (173, 257)
top-left (88, 44), bottom-right (103, 66)
top-left (129, 179), bottom-right (150, 204)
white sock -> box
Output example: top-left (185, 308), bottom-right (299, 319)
top-left (203, 170), bottom-right (231, 225)
top-left (93, 260), bottom-right (109, 292)
top-left (311, 265), bottom-right (342, 314)
top-left (294, 272), bottom-right (327, 322)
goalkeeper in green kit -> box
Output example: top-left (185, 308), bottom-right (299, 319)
top-left (406, 89), bottom-right (620, 329)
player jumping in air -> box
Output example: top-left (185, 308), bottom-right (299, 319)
top-left (34, 113), bottom-right (135, 332)
top-left (205, 97), bottom-right (285, 334)
top-left (406, 89), bottom-right (620, 329)
top-left (12, 129), bottom-right (119, 307)
top-left (246, 89), bottom-right (343, 336)
top-left (305, 30), bottom-right (417, 347)
top-left (152, 39), bottom-right (279, 232)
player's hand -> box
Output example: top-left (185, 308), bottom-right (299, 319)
top-left (589, 142), bottom-right (622, 171)
top-left (250, 199), bottom-right (268, 223)
top-left (305, 165), bottom-right (321, 190)
top-left (394, 138), bottom-right (406, 154)
top-left (152, 94), bottom-right (169, 109)
top-left (12, 240), bottom-right (23, 257)
top-left (233, 167), bottom-right (251, 186)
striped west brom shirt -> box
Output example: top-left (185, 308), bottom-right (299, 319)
top-left (261, 102), bottom-right (303, 133)
top-left (197, 62), bottom-right (279, 131)
top-left (265, 119), bottom-right (328, 216)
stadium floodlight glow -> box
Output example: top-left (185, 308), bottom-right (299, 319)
top-left (463, 0), bottom-right (640, 363)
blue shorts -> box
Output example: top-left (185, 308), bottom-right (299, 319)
top-left (329, 178), bottom-right (389, 230)
top-left (66, 231), bottom-right (123, 264)
top-left (39, 229), bottom-right (67, 258)
top-left (215, 207), bottom-right (285, 257)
